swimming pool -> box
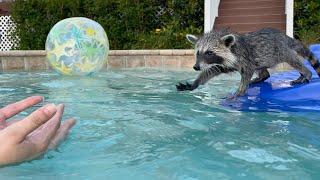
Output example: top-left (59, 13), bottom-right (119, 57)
top-left (0, 69), bottom-right (319, 179)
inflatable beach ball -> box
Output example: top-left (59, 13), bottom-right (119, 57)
top-left (46, 17), bottom-right (109, 76)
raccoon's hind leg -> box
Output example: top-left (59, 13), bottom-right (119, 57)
top-left (286, 56), bottom-right (312, 85)
top-left (250, 68), bottom-right (270, 84)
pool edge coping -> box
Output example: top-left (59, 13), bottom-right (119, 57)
top-left (0, 49), bottom-right (293, 71)
top-left (0, 49), bottom-right (195, 57)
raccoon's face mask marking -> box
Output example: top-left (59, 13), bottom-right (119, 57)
top-left (192, 50), bottom-right (225, 71)
top-left (198, 50), bottom-right (224, 64)
top-left (186, 33), bottom-right (237, 71)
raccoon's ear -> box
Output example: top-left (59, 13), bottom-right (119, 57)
top-left (186, 34), bottom-right (198, 44)
top-left (220, 34), bottom-right (236, 47)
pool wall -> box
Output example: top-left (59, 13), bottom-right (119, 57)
top-left (0, 50), bottom-right (292, 71)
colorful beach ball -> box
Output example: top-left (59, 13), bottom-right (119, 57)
top-left (46, 17), bottom-right (109, 76)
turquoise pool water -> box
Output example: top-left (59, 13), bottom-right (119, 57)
top-left (0, 69), bottom-right (319, 179)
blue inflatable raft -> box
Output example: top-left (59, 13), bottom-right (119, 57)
top-left (222, 44), bottom-right (320, 112)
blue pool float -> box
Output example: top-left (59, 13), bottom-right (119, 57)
top-left (222, 44), bottom-right (320, 112)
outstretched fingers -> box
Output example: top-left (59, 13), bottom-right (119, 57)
top-left (3, 104), bottom-right (57, 143)
top-left (0, 96), bottom-right (43, 123)
top-left (48, 118), bottom-right (76, 150)
top-left (28, 104), bottom-right (65, 145)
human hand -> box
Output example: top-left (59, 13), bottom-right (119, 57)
top-left (0, 96), bottom-right (76, 166)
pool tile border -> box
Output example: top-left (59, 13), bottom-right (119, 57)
top-left (0, 50), bottom-right (292, 71)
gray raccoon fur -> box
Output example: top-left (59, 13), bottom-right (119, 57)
top-left (176, 27), bottom-right (320, 96)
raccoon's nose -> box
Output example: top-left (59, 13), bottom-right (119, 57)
top-left (193, 65), bottom-right (200, 71)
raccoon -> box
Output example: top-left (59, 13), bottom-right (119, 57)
top-left (176, 27), bottom-right (320, 96)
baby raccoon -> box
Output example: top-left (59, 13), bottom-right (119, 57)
top-left (176, 28), bottom-right (320, 96)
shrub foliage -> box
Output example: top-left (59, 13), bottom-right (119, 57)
top-left (10, 0), bottom-right (319, 50)
top-left (10, 0), bottom-right (203, 50)
top-left (294, 0), bottom-right (320, 44)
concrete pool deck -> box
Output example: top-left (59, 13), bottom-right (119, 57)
top-left (0, 50), bottom-right (292, 71)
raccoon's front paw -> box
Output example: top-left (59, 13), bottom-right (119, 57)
top-left (176, 82), bottom-right (194, 91)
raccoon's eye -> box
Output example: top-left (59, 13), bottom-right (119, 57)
top-left (205, 51), bottom-right (213, 56)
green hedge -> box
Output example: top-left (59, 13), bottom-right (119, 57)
top-left (10, 0), bottom-right (318, 50)
top-left (294, 0), bottom-right (320, 45)
top-left (10, 0), bottom-right (203, 50)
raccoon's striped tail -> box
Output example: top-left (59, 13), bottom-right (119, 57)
top-left (289, 37), bottom-right (320, 77)
top-left (306, 51), bottom-right (320, 77)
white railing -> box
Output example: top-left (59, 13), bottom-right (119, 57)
top-left (0, 15), bottom-right (17, 51)
top-left (204, 0), bottom-right (220, 33)
top-left (285, 0), bottom-right (294, 38)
